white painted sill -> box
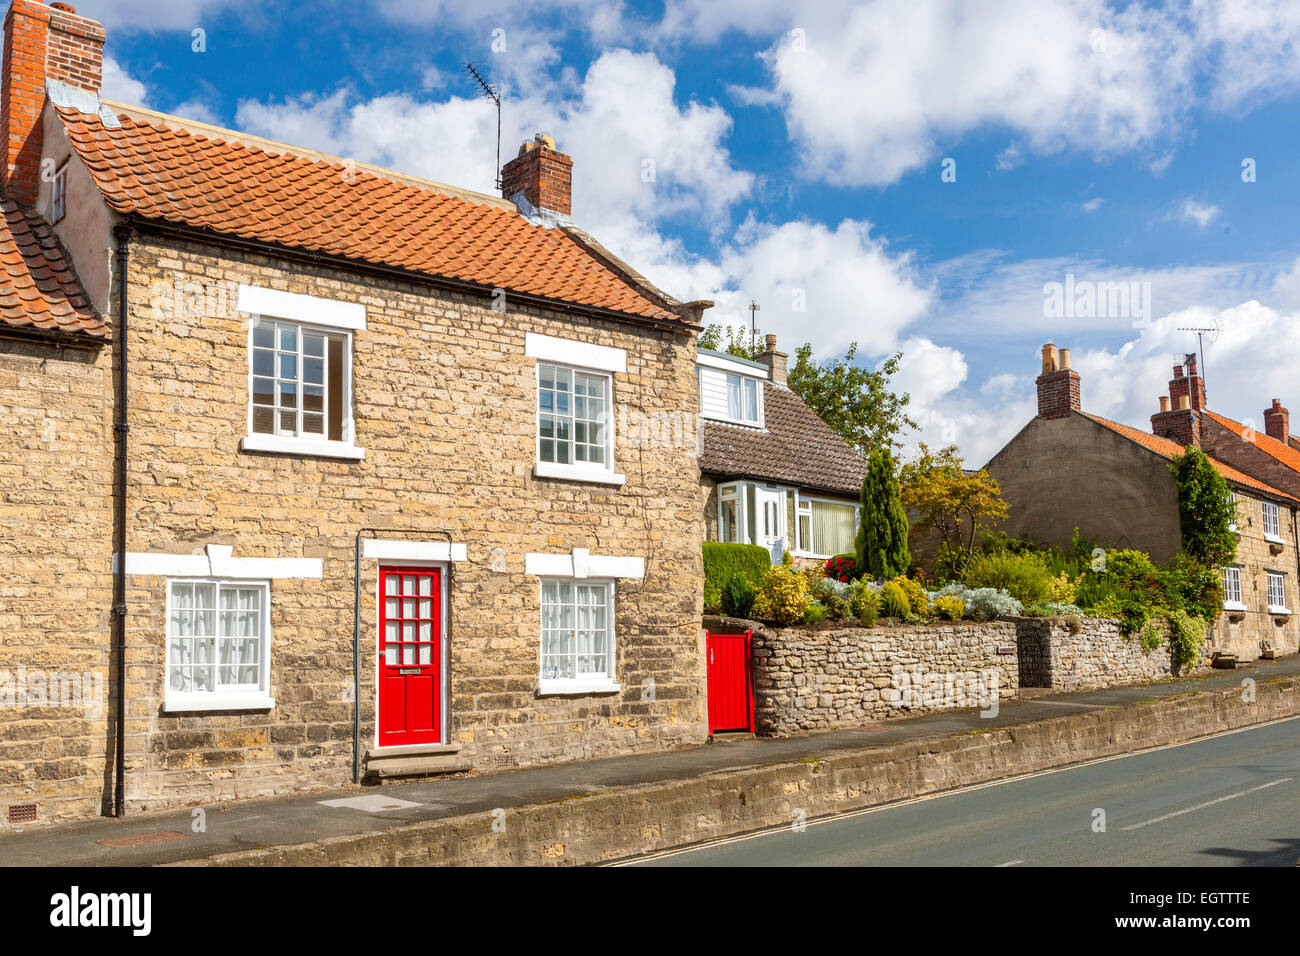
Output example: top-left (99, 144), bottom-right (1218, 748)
top-left (534, 461), bottom-right (626, 486)
top-left (1268, 606), bottom-right (1292, 616)
top-left (1222, 601), bottom-right (1248, 612)
top-left (537, 678), bottom-right (621, 697)
top-left (164, 693), bottom-right (275, 713)
top-left (241, 434), bottom-right (365, 461)
top-left (1265, 534), bottom-right (1285, 544)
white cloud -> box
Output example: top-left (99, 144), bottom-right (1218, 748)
top-left (73, 0), bottom-right (242, 31)
top-left (1176, 198), bottom-right (1222, 228)
top-left (995, 144), bottom-right (1024, 172)
top-left (100, 56), bottom-right (148, 103)
top-left (1082, 197), bottom-right (1103, 212)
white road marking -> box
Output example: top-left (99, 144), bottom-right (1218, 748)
top-left (612, 714), bottom-right (1300, 865)
top-left (1119, 777), bottom-right (1293, 831)
top-left (994, 860), bottom-right (1024, 867)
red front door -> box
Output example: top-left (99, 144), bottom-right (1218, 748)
top-left (378, 566), bottom-right (442, 747)
top-left (707, 630), bottom-right (754, 734)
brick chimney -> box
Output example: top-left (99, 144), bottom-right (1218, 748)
top-left (756, 333), bottom-right (787, 386)
top-left (1035, 343), bottom-right (1080, 419)
top-left (1264, 399), bottom-right (1290, 443)
top-left (501, 133), bottom-right (572, 219)
top-left (1166, 353), bottom-right (1206, 411)
top-left (1151, 357), bottom-right (1203, 447)
top-left (2, 1), bottom-right (105, 206)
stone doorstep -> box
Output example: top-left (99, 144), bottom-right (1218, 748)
top-left (364, 744), bottom-right (469, 780)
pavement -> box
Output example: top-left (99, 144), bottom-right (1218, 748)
top-left (627, 715), bottom-right (1300, 866)
top-left (2, 655), bottom-right (1297, 867)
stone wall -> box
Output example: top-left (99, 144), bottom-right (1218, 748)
top-left (0, 334), bottom-right (115, 825)
top-left (1014, 616), bottom-right (1193, 691)
top-left (749, 619), bottom-right (1019, 734)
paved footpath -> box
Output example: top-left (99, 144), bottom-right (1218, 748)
top-left (2, 656), bottom-right (1297, 866)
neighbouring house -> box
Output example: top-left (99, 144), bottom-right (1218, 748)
top-left (0, 0), bottom-right (713, 827)
top-left (698, 335), bottom-right (869, 565)
top-left (984, 344), bottom-right (1300, 663)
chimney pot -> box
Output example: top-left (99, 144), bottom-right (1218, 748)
top-left (1177, 395), bottom-right (1190, 410)
top-left (1159, 396), bottom-right (1170, 413)
top-left (756, 336), bottom-right (787, 386)
top-left (764, 334), bottom-right (777, 352)
top-left (1059, 348), bottom-right (1071, 370)
top-left (1041, 344), bottom-right (1058, 375)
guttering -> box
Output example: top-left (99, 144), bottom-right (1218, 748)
top-left (120, 214), bottom-right (699, 335)
top-left (352, 528), bottom-right (456, 784)
top-left (111, 223), bottom-right (132, 818)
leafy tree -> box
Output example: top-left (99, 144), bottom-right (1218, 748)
top-left (787, 344), bottom-right (916, 454)
top-left (698, 325), bottom-right (916, 454)
top-left (900, 444), bottom-right (1009, 576)
top-left (855, 448), bottom-right (911, 580)
top-left (1169, 448), bottom-right (1237, 567)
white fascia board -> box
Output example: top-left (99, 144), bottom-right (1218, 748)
top-left (525, 551), bottom-right (645, 579)
top-left (696, 351), bottom-right (767, 379)
top-left (119, 546), bottom-right (323, 579)
top-left (238, 284), bottom-right (367, 331)
top-left (362, 540), bottom-right (468, 563)
top-left (525, 332), bottom-right (626, 373)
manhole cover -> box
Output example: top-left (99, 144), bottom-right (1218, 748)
top-left (318, 795), bottom-right (422, 813)
top-left (97, 830), bottom-right (188, 849)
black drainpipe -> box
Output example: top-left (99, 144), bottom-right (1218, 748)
top-left (111, 224), bottom-right (132, 818)
top-left (352, 528), bottom-right (455, 783)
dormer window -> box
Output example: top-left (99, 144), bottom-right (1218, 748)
top-left (50, 160), bottom-right (68, 224)
top-left (726, 373), bottom-right (759, 424)
top-left (697, 350), bottom-right (766, 427)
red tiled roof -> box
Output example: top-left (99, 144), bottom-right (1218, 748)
top-left (1205, 410), bottom-right (1300, 477)
top-left (0, 192), bottom-right (106, 339)
top-left (55, 105), bottom-right (679, 323)
top-left (1083, 413), bottom-right (1299, 503)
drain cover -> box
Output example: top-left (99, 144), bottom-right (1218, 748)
top-left (318, 795), bottom-right (422, 813)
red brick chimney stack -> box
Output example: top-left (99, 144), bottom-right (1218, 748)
top-left (1151, 355), bottom-right (1203, 447)
top-left (1, 0), bottom-right (105, 206)
top-left (1265, 399), bottom-right (1290, 443)
top-left (1035, 343), bottom-right (1081, 419)
top-left (501, 132), bottom-right (573, 218)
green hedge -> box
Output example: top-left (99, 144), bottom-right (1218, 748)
top-left (703, 542), bottom-right (772, 597)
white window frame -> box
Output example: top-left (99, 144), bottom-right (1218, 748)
top-left (537, 578), bottom-right (619, 696)
top-left (50, 160), bottom-right (68, 224)
top-left (793, 492), bottom-right (861, 560)
top-left (164, 578), bottom-right (274, 713)
top-left (533, 361), bottom-right (625, 486)
top-left (241, 315), bottom-right (364, 461)
top-left (723, 372), bottom-right (761, 426)
top-left (1267, 571), bottom-right (1289, 614)
top-left (1222, 566), bottom-right (1245, 611)
top-left (1262, 501), bottom-right (1282, 542)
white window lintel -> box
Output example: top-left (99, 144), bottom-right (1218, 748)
top-left (526, 551), bottom-right (645, 579)
top-left (118, 545), bottom-right (323, 579)
top-left (526, 332), bottom-right (626, 373)
top-left (362, 540), bottom-right (468, 562)
top-left (239, 284), bottom-right (366, 331)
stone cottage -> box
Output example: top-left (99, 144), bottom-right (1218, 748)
top-left (985, 344), bottom-right (1300, 663)
top-left (698, 335), bottom-right (869, 565)
top-left (0, 0), bottom-right (711, 827)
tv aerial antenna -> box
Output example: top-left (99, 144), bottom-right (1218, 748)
top-left (1177, 318), bottom-right (1222, 389)
top-left (465, 63), bottom-right (502, 190)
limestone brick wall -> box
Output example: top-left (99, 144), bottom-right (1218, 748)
top-left (0, 335), bottom-right (115, 826)
top-left (1014, 617), bottom-right (1196, 691)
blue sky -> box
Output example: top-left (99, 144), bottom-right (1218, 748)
top-left (73, 0), bottom-right (1300, 463)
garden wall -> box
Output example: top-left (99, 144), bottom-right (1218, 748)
top-left (726, 614), bottom-right (1202, 736)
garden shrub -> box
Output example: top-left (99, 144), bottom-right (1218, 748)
top-left (849, 584), bottom-right (878, 626)
top-left (1166, 610), bottom-right (1207, 672)
top-left (720, 574), bottom-right (755, 618)
top-left (932, 594), bottom-right (965, 621)
top-left (803, 603), bottom-right (828, 625)
top-left (703, 542), bottom-right (771, 597)
top-left (1047, 571), bottom-right (1075, 605)
top-left (704, 580), bottom-right (721, 614)
top-left (821, 592), bottom-right (850, 621)
top-left (751, 564), bottom-right (812, 626)
top-left (825, 554), bottom-right (857, 583)
top-left (963, 551), bottom-right (1053, 606)
top-left (879, 581), bottom-right (910, 619)
top-left (890, 574), bottom-right (929, 616)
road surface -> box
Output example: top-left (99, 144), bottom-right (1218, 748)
top-left (627, 716), bottom-right (1300, 866)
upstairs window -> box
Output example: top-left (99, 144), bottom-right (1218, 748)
top-left (251, 319), bottom-right (349, 442)
top-left (538, 363), bottom-right (612, 470)
top-left (1262, 501), bottom-right (1281, 540)
top-left (50, 160), bottom-right (68, 224)
top-left (726, 373), bottom-right (759, 425)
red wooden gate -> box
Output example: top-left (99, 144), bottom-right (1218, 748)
top-left (706, 629), bottom-right (754, 734)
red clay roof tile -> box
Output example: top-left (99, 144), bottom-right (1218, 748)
top-left (58, 106), bottom-right (677, 323)
top-left (0, 192), bottom-right (106, 339)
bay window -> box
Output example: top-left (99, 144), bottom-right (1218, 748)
top-left (796, 497), bottom-right (859, 557)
